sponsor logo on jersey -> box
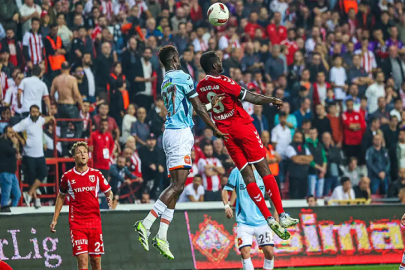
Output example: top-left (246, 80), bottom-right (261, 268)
top-left (89, 175), bottom-right (95, 183)
top-left (74, 186), bottom-right (96, 193)
top-left (162, 78), bottom-right (172, 89)
top-left (239, 184), bottom-right (246, 190)
top-left (184, 155), bottom-right (191, 165)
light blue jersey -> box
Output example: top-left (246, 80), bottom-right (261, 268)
top-left (224, 168), bottom-right (268, 227)
top-left (161, 70), bottom-right (198, 129)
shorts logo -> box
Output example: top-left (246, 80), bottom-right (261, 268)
top-left (238, 238), bottom-right (243, 246)
top-left (77, 246), bottom-right (82, 251)
top-left (184, 155), bottom-right (191, 165)
top-left (89, 175), bottom-right (95, 183)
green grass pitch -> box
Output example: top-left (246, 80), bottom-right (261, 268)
top-left (240, 265), bottom-right (398, 270)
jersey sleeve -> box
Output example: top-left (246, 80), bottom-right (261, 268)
top-left (60, 172), bottom-right (68, 194)
top-left (183, 74), bottom-right (198, 98)
top-left (224, 169), bottom-right (238, 191)
top-left (18, 78), bottom-right (25, 91)
top-left (98, 170), bottom-right (111, 193)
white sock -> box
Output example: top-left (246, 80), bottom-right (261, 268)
top-left (400, 253), bottom-right (405, 269)
top-left (143, 199), bottom-right (167, 230)
top-left (242, 257), bottom-right (254, 270)
top-left (157, 208), bottom-right (174, 241)
top-left (264, 258), bottom-right (274, 270)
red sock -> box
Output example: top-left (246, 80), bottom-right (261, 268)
top-left (262, 174), bottom-right (284, 214)
top-left (246, 182), bottom-right (271, 219)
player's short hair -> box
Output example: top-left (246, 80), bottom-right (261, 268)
top-left (158, 45), bottom-right (177, 66)
top-left (306, 195), bottom-right (316, 202)
top-left (70, 141), bottom-right (89, 156)
top-left (31, 17), bottom-right (40, 24)
top-left (200, 51), bottom-right (218, 73)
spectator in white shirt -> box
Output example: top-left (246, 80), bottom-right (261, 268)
top-left (12, 104), bottom-right (54, 208)
top-left (4, 72), bottom-right (24, 116)
top-left (120, 104), bottom-right (137, 144)
top-left (365, 71), bottom-right (386, 114)
top-left (329, 55), bottom-right (348, 100)
top-left (271, 112), bottom-right (292, 159)
top-left (19, 0), bottom-right (41, 36)
top-left (330, 177), bottom-right (356, 202)
top-left (17, 65), bottom-right (50, 117)
top-left (178, 174), bottom-right (205, 202)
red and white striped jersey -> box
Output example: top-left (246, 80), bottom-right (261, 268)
top-left (185, 163), bottom-right (198, 186)
top-left (129, 152), bottom-right (142, 178)
top-left (22, 30), bottom-right (43, 65)
top-left (354, 49), bottom-right (377, 74)
top-left (198, 157), bottom-right (223, 192)
top-left (0, 71), bottom-right (8, 100)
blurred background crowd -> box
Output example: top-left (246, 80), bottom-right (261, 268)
top-left (1, 0), bottom-right (405, 210)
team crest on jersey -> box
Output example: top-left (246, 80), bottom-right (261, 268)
top-left (162, 78), bottom-right (172, 89)
top-left (89, 175), bottom-right (95, 183)
top-left (184, 155), bottom-right (191, 165)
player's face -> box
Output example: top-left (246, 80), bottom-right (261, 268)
top-left (75, 146), bottom-right (89, 166)
top-left (213, 55), bottom-right (224, 74)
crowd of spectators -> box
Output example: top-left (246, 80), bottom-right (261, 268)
top-left (3, 0), bottom-right (405, 210)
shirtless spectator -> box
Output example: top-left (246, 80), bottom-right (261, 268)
top-left (50, 61), bottom-right (84, 155)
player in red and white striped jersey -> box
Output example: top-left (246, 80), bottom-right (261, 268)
top-left (197, 144), bottom-right (224, 200)
top-left (22, 18), bottom-right (44, 69)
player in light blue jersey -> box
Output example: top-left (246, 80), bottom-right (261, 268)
top-left (134, 45), bottom-right (227, 260)
top-left (222, 167), bottom-right (276, 270)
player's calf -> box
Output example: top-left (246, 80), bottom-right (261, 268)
top-left (262, 245), bottom-right (275, 270)
top-left (400, 251), bottom-right (405, 270)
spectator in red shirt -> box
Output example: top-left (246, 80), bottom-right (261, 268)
top-left (90, 118), bottom-right (114, 179)
top-left (93, 103), bottom-right (120, 141)
top-left (244, 12), bottom-right (264, 40)
top-left (266, 12), bottom-right (287, 45)
top-left (281, 28), bottom-right (299, 66)
top-left (342, 99), bottom-right (366, 162)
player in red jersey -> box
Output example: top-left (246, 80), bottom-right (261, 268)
top-left (197, 51), bottom-right (299, 240)
top-left (50, 141), bottom-right (113, 270)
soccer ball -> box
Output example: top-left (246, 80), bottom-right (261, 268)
top-left (207, 3), bottom-right (229, 26)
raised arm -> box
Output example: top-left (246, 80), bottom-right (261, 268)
top-left (241, 88), bottom-right (283, 107)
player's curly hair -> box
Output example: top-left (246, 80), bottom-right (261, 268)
top-left (158, 45), bottom-right (178, 66)
top-left (200, 51), bottom-right (218, 73)
top-left (70, 141), bottom-right (89, 156)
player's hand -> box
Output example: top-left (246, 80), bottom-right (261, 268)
top-left (271, 98), bottom-right (283, 109)
top-left (107, 195), bottom-right (113, 209)
top-left (50, 220), bottom-right (57, 233)
top-left (401, 214), bottom-right (405, 226)
top-left (210, 93), bottom-right (225, 107)
top-left (214, 129), bottom-right (229, 141)
top-left (225, 207), bottom-right (233, 219)
top-left (150, 164), bottom-right (157, 171)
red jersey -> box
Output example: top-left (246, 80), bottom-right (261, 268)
top-left (280, 39), bottom-right (299, 66)
top-left (266, 24), bottom-right (287, 45)
top-left (91, 130), bottom-right (114, 170)
top-left (60, 167), bottom-right (111, 229)
top-left (342, 110), bottom-right (366, 145)
top-left (129, 152), bottom-right (142, 178)
top-left (197, 75), bottom-right (253, 128)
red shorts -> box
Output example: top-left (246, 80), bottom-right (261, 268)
top-left (70, 228), bottom-right (104, 257)
top-left (220, 122), bottom-right (266, 170)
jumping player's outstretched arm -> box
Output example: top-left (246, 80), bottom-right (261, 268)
top-left (189, 96), bottom-right (228, 140)
top-left (240, 88), bottom-right (283, 107)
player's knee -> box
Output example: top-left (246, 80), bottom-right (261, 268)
top-left (240, 247), bottom-right (251, 259)
top-left (76, 255), bottom-right (88, 268)
top-left (172, 182), bottom-right (185, 196)
top-left (263, 247), bottom-right (274, 260)
top-left (90, 257), bottom-right (101, 270)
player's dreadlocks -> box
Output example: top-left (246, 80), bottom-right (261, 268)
top-left (158, 45), bottom-right (178, 68)
top-left (70, 141), bottom-right (89, 156)
top-left (200, 51), bottom-right (218, 73)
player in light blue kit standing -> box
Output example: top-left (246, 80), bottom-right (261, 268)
top-left (222, 166), bottom-right (276, 270)
top-left (134, 45), bottom-right (227, 260)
